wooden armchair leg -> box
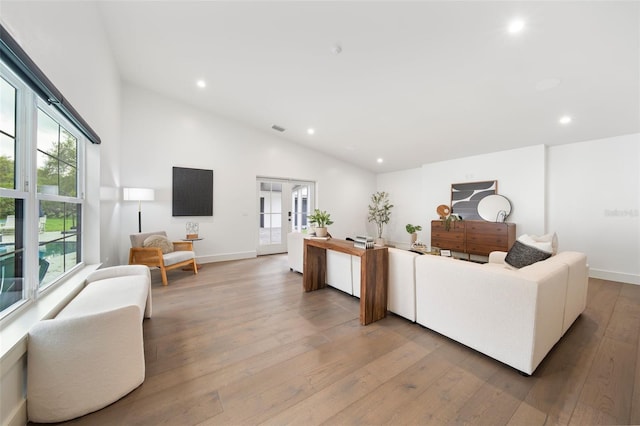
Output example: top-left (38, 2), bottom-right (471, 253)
top-left (160, 267), bottom-right (168, 286)
top-left (192, 261), bottom-right (198, 275)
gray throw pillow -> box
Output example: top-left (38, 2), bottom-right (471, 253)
top-left (143, 235), bottom-right (174, 254)
top-left (505, 240), bottom-right (552, 269)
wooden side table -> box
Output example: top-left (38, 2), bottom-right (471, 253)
top-left (182, 237), bottom-right (203, 270)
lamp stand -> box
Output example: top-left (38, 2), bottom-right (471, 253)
top-left (138, 200), bottom-right (142, 233)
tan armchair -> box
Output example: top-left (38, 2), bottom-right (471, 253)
top-left (129, 231), bottom-right (197, 285)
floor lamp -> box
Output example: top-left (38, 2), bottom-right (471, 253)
top-left (123, 187), bottom-right (155, 233)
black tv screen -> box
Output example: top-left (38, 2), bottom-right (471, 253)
top-left (172, 167), bottom-right (213, 216)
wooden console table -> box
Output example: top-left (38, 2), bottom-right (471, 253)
top-left (303, 238), bottom-right (388, 325)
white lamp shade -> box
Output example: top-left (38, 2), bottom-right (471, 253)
top-left (123, 187), bottom-right (155, 201)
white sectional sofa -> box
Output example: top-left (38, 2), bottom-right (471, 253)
top-left (387, 248), bottom-right (420, 321)
top-left (415, 251), bottom-right (588, 375)
top-left (27, 265), bottom-right (152, 423)
top-left (287, 231), bottom-right (588, 374)
top-left (287, 232), bottom-right (304, 273)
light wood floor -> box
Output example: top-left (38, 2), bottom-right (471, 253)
top-left (34, 254), bottom-right (640, 425)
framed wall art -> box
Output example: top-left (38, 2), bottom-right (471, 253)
top-left (450, 180), bottom-right (497, 220)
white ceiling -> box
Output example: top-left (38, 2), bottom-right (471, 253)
top-left (97, 1), bottom-right (639, 173)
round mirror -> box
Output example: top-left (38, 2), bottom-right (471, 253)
top-left (477, 195), bottom-right (512, 222)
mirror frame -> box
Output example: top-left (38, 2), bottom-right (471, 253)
top-left (477, 194), bottom-right (512, 222)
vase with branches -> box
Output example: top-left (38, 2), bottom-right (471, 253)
top-left (368, 191), bottom-right (393, 242)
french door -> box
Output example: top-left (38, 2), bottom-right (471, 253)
top-left (257, 178), bottom-right (314, 255)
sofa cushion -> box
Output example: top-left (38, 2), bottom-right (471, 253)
top-left (505, 240), bottom-right (552, 269)
top-left (130, 231), bottom-right (167, 248)
top-left (163, 250), bottom-right (195, 266)
top-left (56, 275), bottom-right (150, 322)
top-left (143, 234), bottom-right (174, 254)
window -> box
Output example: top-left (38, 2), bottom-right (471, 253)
top-left (0, 62), bottom-right (85, 317)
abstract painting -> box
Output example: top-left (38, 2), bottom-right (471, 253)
top-left (450, 180), bottom-right (497, 220)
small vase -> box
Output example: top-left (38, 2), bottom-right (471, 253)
top-left (411, 233), bottom-right (417, 244)
top-left (315, 227), bottom-right (328, 237)
top-left (375, 237), bottom-right (385, 246)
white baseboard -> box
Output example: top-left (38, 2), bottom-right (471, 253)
top-left (196, 251), bottom-right (257, 264)
top-left (590, 268), bottom-right (640, 285)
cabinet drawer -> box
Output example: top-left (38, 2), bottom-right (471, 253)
top-left (431, 231), bottom-right (465, 242)
top-left (467, 243), bottom-right (515, 256)
top-left (432, 238), bottom-right (465, 251)
top-left (466, 233), bottom-right (510, 246)
top-left (466, 221), bottom-right (510, 235)
top-left (431, 221), bottom-right (464, 233)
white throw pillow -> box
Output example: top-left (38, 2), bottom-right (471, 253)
top-left (528, 232), bottom-right (559, 255)
top-left (143, 235), bottom-right (174, 254)
top-left (517, 234), bottom-right (553, 254)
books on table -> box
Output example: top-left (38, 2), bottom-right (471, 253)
top-left (354, 235), bottom-right (374, 249)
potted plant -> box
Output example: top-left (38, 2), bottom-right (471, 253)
top-left (308, 209), bottom-right (333, 237)
top-left (442, 214), bottom-right (462, 231)
top-left (405, 223), bottom-right (422, 244)
top-left (367, 191), bottom-right (393, 245)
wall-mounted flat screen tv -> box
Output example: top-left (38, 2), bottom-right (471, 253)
top-left (172, 166), bottom-right (213, 216)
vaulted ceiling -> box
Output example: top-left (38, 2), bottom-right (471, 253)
top-left (97, 1), bottom-right (639, 172)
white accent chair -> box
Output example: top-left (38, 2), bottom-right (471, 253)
top-left (27, 265), bottom-right (151, 423)
top-left (129, 231), bottom-right (197, 285)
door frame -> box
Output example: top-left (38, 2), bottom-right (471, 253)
top-left (256, 177), bottom-right (314, 256)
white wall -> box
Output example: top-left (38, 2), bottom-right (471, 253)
top-left (119, 84), bottom-right (375, 263)
top-left (376, 139), bottom-right (639, 284)
top-left (548, 133), bottom-right (640, 284)
top-left (378, 146), bottom-right (546, 247)
top-left (1, 3), bottom-right (120, 425)
top-left (376, 167), bottom-right (425, 246)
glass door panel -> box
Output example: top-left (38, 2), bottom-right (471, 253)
top-left (257, 179), bottom-right (314, 255)
top-left (291, 184), bottom-right (310, 233)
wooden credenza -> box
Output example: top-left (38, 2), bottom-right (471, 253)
top-left (303, 238), bottom-right (388, 325)
top-left (431, 220), bottom-right (516, 257)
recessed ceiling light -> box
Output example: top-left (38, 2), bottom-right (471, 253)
top-left (559, 115), bottom-right (572, 125)
top-left (508, 19), bottom-right (525, 34)
top-left (196, 80), bottom-right (206, 88)
top-left (307, 128), bottom-right (315, 135)
top-left (377, 158), bottom-right (384, 164)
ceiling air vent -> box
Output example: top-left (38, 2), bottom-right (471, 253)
top-left (271, 124), bottom-right (286, 132)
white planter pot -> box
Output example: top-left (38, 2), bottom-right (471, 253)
top-left (315, 227), bottom-right (328, 237)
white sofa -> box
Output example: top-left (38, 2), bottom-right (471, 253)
top-left (387, 248), bottom-right (420, 321)
top-left (287, 232), bottom-right (304, 273)
top-left (415, 251), bottom-right (588, 375)
top-left (27, 265), bottom-right (152, 423)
